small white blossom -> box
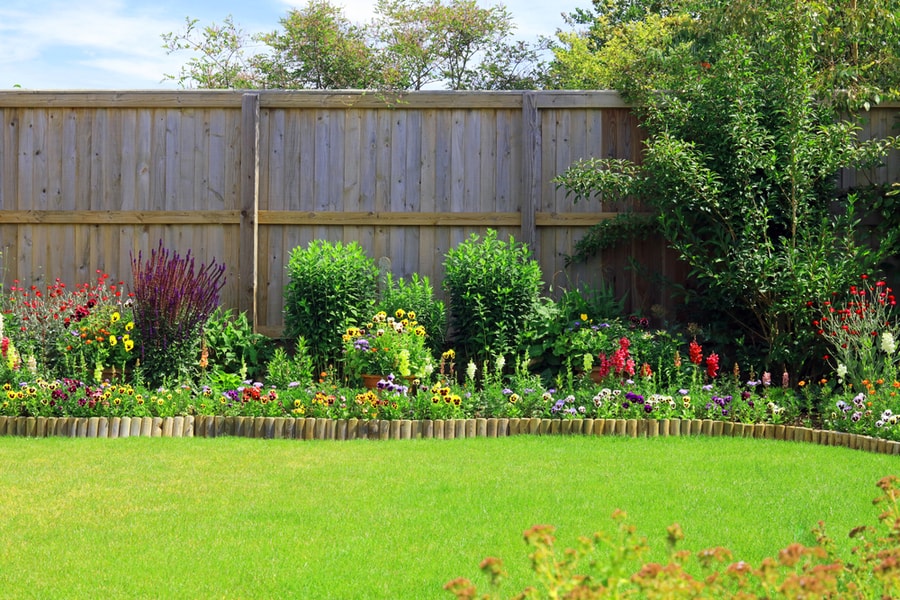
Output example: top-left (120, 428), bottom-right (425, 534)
top-left (466, 360), bottom-right (477, 381)
top-left (836, 363), bottom-right (848, 383)
top-left (882, 332), bottom-right (897, 355)
top-left (495, 354), bottom-right (506, 373)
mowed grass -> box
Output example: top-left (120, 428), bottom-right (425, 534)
top-left (0, 435), bottom-right (896, 599)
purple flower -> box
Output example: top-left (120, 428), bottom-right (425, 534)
top-left (502, 388), bottom-right (513, 395)
top-left (644, 403), bottom-right (653, 413)
top-left (851, 412), bottom-right (861, 422)
top-left (702, 384), bottom-right (713, 392)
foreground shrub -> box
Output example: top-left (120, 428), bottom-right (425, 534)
top-left (283, 240), bottom-right (378, 372)
top-left (443, 229), bottom-right (542, 368)
top-left (131, 241), bottom-right (226, 386)
top-left (446, 476), bottom-right (900, 599)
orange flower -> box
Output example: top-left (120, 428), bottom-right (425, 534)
top-left (798, 380), bottom-right (806, 387)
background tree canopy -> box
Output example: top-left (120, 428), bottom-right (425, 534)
top-left (161, 0), bottom-right (549, 90)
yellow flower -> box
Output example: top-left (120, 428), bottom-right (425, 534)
top-left (580, 313), bottom-right (588, 322)
top-left (109, 335), bottom-right (118, 346)
top-left (110, 312), bottom-right (121, 323)
top-left (124, 339), bottom-right (135, 352)
top-left (395, 308), bottom-right (406, 319)
top-left (407, 311), bottom-right (416, 320)
top-left (125, 321), bottom-right (134, 331)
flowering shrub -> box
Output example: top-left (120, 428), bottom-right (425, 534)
top-left (342, 309), bottom-right (433, 380)
top-left (814, 274), bottom-right (900, 391)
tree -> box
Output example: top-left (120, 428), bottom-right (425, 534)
top-left (259, 1), bottom-right (378, 89)
top-left (555, 0), bottom-right (900, 370)
top-left (162, 0), bottom-right (545, 91)
top-left (549, 0), bottom-right (900, 107)
top-left (162, 16), bottom-right (262, 89)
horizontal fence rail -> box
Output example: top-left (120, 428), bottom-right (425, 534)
top-left (1, 90), bottom-right (897, 336)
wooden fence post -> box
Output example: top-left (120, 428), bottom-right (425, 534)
top-left (240, 92), bottom-right (260, 330)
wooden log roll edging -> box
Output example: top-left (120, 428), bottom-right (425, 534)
top-left (0, 416), bottom-right (897, 455)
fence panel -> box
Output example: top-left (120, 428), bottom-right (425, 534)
top-left (1, 91), bottom-right (896, 337)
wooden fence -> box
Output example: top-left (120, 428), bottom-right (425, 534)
top-left (0, 90), bottom-right (897, 336)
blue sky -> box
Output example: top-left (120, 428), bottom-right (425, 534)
top-left (0, 0), bottom-right (586, 90)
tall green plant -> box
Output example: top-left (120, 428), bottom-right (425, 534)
top-left (556, 1), bottom-right (899, 371)
top-left (283, 240), bottom-right (378, 371)
top-left (442, 229), bottom-right (542, 367)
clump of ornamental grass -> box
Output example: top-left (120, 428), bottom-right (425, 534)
top-left (131, 241), bottom-right (226, 386)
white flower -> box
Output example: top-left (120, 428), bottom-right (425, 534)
top-left (495, 354), bottom-right (506, 373)
top-left (882, 332), bottom-right (897, 355)
top-left (836, 363), bottom-right (848, 383)
top-left (466, 360), bottom-right (477, 381)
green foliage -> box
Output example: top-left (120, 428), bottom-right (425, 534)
top-left (283, 239), bottom-right (378, 371)
top-left (443, 229), bottom-right (543, 366)
top-left (161, 16), bottom-right (260, 88)
top-left (524, 282), bottom-right (628, 380)
top-left (265, 337), bottom-right (315, 388)
top-left (201, 308), bottom-right (275, 382)
top-left (566, 212), bottom-right (658, 265)
top-left (161, 0), bottom-right (545, 91)
top-left (551, 0), bottom-right (900, 107)
top-left (260, 1), bottom-right (376, 89)
top-left (556, 2), bottom-right (900, 371)
top-left (376, 272), bottom-right (446, 355)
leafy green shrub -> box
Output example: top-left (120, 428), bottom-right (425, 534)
top-left (131, 242), bottom-right (226, 386)
top-left (283, 240), bottom-right (378, 371)
top-left (443, 229), bottom-right (542, 367)
top-left (376, 273), bottom-right (446, 355)
top-left (202, 308), bottom-right (274, 382)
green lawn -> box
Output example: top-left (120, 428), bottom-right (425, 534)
top-left (0, 436), bottom-right (895, 599)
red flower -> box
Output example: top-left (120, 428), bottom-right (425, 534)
top-left (706, 353), bottom-right (719, 378)
top-left (689, 340), bottom-right (703, 365)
